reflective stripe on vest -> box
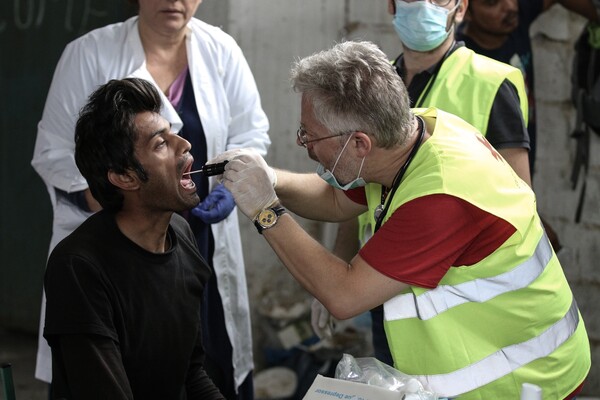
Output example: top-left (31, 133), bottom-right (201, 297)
top-left (384, 233), bottom-right (552, 321)
top-left (413, 299), bottom-right (580, 397)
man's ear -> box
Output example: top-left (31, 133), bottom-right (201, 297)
top-left (454, 0), bottom-right (469, 24)
top-left (108, 170), bottom-right (139, 191)
top-left (352, 131), bottom-right (372, 158)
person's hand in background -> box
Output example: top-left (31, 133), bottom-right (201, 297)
top-left (311, 298), bottom-right (335, 340)
top-left (191, 184), bottom-right (236, 224)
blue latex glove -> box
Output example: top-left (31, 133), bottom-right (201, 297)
top-left (191, 184), bottom-right (236, 224)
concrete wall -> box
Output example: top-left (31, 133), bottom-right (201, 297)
top-left (531, 7), bottom-right (600, 395)
top-left (203, 0), bottom-right (600, 394)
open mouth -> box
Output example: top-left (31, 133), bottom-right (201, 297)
top-left (180, 161), bottom-right (196, 190)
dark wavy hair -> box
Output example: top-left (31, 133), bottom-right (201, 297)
top-left (74, 78), bottom-right (162, 212)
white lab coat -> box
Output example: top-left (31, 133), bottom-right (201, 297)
top-left (31, 16), bottom-right (270, 390)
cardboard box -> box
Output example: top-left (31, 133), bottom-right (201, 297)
top-left (302, 374), bottom-right (403, 400)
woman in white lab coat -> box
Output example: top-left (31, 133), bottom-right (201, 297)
top-left (31, 0), bottom-right (270, 397)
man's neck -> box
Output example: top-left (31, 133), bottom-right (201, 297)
top-left (462, 23), bottom-right (508, 50)
top-left (368, 117), bottom-right (427, 189)
top-left (114, 209), bottom-right (173, 253)
top-left (402, 36), bottom-right (455, 86)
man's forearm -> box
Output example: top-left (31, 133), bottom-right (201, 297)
top-left (55, 335), bottom-right (133, 400)
top-left (274, 169), bottom-right (361, 222)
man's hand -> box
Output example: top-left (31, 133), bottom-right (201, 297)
top-left (212, 149), bottom-right (278, 219)
top-left (190, 184), bottom-right (236, 224)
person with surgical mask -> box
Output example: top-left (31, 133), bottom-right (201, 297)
top-left (211, 40), bottom-right (591, 399)
top-left (323, 0), bottom-right (534, 367)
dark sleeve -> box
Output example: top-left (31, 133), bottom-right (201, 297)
top-left (185, 322), bottom-right (225, 399)
top-left (485, 79), bottom-right (530, 151)
top-left (55, 188), bottom-right (91, 212)
top-left (519, 0), bottom-right (545, 26)
top-left (50, 335), bottom-right (133, 400)
top-left (44, 253), bottom-right (117, 342)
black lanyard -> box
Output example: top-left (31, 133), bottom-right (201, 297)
top-left (374, 116), bottom-right (425, 233)
top-left (414, 41), bottom-right (457, 108)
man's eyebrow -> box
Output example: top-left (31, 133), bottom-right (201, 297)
top-left (146, 125), bottom-right (171, 143)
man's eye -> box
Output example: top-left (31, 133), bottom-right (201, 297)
top-left (156, 140), bottom-right (167, 149)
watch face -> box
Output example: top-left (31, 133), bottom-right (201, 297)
top-left (257, 209), bottom-right (278, 228)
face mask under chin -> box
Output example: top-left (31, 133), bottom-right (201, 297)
top-left (316, 135), bottom-right (366, 190)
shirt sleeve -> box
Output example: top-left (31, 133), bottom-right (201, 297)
top-left (50, 335), bottom-right (134, 400)
top-left (485, 79), bottom-right (530, 151)
top-left (44, 253), bottom-right (117, 342)
top-left (344, 187), bottom-right (368, 205)
top-left (359, 194), bottom-right (516, 288)
top-left (221, 36), bottom-right (271, 156)
top-left (31, 36), bottom-right (100, 194)
top-left (185, 322), bottom-right (225, 400)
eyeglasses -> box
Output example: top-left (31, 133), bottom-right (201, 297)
top-left (296, 126), bottom-right (351, 148)
top-left (399, 0), bottom-right (455, 7)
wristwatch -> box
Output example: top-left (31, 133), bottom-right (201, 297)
top-left (254, 205), bottom-right (287, 234)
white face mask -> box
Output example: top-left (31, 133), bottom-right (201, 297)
top-left (393, 0), bottom-right (460, 52)
top-left (316, 134), bottom-right (366, 190)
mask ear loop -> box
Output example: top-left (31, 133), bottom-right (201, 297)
top-left (355, 156), bottom-right (366, 180)
top-left (330, 133), bottom-right (354, 175)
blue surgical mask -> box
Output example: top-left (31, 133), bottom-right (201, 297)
top-left (316, 135), bottom-right (366, 190)
top-left (393, 0), bottom-right (459, 52)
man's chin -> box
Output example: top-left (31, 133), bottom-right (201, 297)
top-left (181, 194), bottom-right (200, 212)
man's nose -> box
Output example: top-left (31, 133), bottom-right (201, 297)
top-left (174, 133), bottom-right (192, 153)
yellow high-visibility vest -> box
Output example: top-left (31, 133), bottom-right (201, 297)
top-left (366, 108), bottom-right (590, 399)
top-left (358, 47), bottom-right (529, 245)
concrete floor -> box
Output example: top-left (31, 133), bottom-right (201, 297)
top-left (0, 328), bottom-right (47, 400)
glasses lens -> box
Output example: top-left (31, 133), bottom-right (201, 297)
top-left (297, 127), bottom-right (307, 147)
top-left (432, 0), bottom-right (453, 6)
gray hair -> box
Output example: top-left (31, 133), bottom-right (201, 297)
top-left (290, 41), bottom-right (413, 148)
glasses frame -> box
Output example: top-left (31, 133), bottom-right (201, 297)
top-left (296, 126), bottom-right (352, 148)
top-left (399, 0), bottom-right (455, 7)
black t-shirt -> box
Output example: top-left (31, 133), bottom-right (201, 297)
top-left (44, 211), bottom-right (223, 400)
top-left (456, 0), bottom-right (543, 172)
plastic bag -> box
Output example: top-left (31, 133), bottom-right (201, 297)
top-left (334, 353), bottom-right (439, 400)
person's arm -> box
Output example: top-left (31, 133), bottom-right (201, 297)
top-left (209, 148), bottom-right (367, 222)
top-left (51, 334), bottom-right (133, 400)
top-left (185, 324), bottom-right (225, 399)
top-left (486, 79), bottom-right (532, 186)
top-left (497, 148), bottom-right (531, 186)
top-left (260, 211), bottom-right (409, 319)
top-left (274, 169), bottom-right (367, 222)
top-left (55, 188), bottom-right (103, 212)
top-left (31, 36), bottom-right (100, 197)
top-left (332, 218), bottom-right (360, 262)
top-left (260, 193), bottom-right (516, 319)
top-left (547, 0), bottom-right (600, 21)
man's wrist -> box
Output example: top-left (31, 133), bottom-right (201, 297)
top-left (253, 203), bottom-right (287, 234)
